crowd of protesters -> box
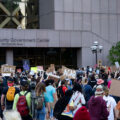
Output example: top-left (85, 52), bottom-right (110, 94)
top-left (0, 66), bottom-right (120, 120)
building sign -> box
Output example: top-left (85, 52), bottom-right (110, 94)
top-left (0, 38), bottom-right (49, 47)
top-left (0, 39), bottom-right (24, 47)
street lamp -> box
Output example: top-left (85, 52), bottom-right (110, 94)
top-left (91, 41), bottom-right (103, 65)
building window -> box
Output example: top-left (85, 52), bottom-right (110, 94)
top-left (0, 0), bottom-right (39, 29)
top-left (13, 48), bottom-right (77, 69)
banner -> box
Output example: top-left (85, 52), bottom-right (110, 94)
top-left (62, 66), bottom-right (76, 79)
top-left (109, 79), bottom-right (120, 97)
top-left (23, 59), bottom-right (30, 72)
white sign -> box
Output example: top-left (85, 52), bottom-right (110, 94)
top-left (62, 66), bottom-right (76, 79)
top-left (115, 62), bottom-right (120, 69)
top-left (1, 65), bottom-right (16, 73)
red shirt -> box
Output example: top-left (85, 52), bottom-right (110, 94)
top-left (62, 86), bottom-right (68, 94)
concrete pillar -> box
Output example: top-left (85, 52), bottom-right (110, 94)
top-left (6, 49), bottom-right (13, 65)
top-left (81, 47), bottom-right (94, 67)
top-left (77, 48), bottom-right (82, 68)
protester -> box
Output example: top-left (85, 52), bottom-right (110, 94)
top-left (13, 79), bottom-right (32, 120)
top-left (92, 79), bottom-right (104, 95)
top-left (1, 77), bottom-right (19, 110)
top-left (45, 79), bottom-right (57, 120)
top-left (82, 79), bottom-right (93, 106)
top-left (57, 83), bottom-right (85, 120)
top-left (103, 87), bottom-right (117, 120)
top-left (73, 106), bottom-right (91, 120)
top-left (115, 101), bottom-right (120, 120)
top-left (57, 80), bottom-right (68, 98)
top-left (88, 74), bottom-right (97, 88)
top-left (35, 82), bottom-right (50, 120)
top-left (88, 85), bottom-right (109, 120)
top-left (71, 83), bottom-right (86, 115)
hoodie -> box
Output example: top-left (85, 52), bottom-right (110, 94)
top-left (88, 96), bottom-right (109, 120)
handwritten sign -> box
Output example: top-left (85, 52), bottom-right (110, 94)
top-left (62, 66), bottom-right (76, 79)
top-left (109, 79), bottom-right (120, 97)
top-left (1, 65), bottom-right (16, 73)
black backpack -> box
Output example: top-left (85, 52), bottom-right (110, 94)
top-left (57, 86), bottom-right (64, 99)
top-left (53, 90), bottom-right (73, 119)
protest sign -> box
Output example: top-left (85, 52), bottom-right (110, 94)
top-left (47, 73), bottom-right (60, 82)
top-left (110, 66), bottom-right (117, 72)
top-left (109, 79), bottom-right (120, 97)
top-left (115, 62), bottom-right (120, 69)
top-left (1, 65), bottom-right (16, 73)
top-left (31, 67), bottom-right (37, 73)
top-left (46, 64), bottom-right (56, 74)
top-left (62, 66), bottom-right (76, 79)
top-left (1, 65), bottom-right (16, 76)
top-left (23, 59), bottom-right (30, 72)
top-left (98, 60), bottom-right (102, 67)
top-left (37, 66), bottom-right (43, 71)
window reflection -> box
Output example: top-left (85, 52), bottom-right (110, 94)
top-left (0, 0), bottom-right (39, 29)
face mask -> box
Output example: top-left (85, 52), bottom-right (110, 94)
top-left (8, 82), bottom-right (14, 87)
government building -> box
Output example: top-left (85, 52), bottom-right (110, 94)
top-left (0, 0), bottom-right (119, 69)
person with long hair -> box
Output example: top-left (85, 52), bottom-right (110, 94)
top-left (35, 82), bottom-right (50, 120)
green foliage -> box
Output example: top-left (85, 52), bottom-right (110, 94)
top-left (108, 41), bottom-right (120, 65)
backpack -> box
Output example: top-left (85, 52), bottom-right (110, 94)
top-left (53, 90), bottom-right (73, 119)
top-left (17, 92), bottom-right (29, 117)
top-left (6, 87), bottom-right (15, 101)
top-left (35, 94), bottom-right (44, 110)
top-left (57, 86), bottom-right (64, 99)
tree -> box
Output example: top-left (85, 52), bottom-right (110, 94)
top-left (108, 41), bottom-right (120, 65)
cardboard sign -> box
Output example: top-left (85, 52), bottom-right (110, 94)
top-left (1, 65), bottom-right (16, 73)
top-left (47, 73), bottom-right (60, 82)
top-left (109, 79), bottom-right (120, 97)
top-left (46, 64), bottom-right (55, 73)
top-left (98, 60), bottom-right (102, 67)
top-left (62, 66), bottom-right (76, 79)
top-left (110, 66), bottom-right (117, 72)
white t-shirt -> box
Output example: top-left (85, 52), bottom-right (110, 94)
top-left (103, 95), bottom-right (116, 120)
top-left (71, 91), bottom-right (86, 115)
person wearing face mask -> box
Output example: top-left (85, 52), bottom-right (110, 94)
top-left (1, 77), bottom-right (20, 111)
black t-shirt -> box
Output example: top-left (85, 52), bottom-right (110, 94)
top-left (2, 86), bottom-right (20, 109)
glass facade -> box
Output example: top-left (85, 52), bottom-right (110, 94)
top-left (0, 0), bottom-right (39, 29)
top-left (13, 48), bottom-right (77, 69)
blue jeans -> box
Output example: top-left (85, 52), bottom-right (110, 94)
top-left (50, 108), bottom-right (53, 118)
top-left (36, 106), bottom-right (46, 120)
